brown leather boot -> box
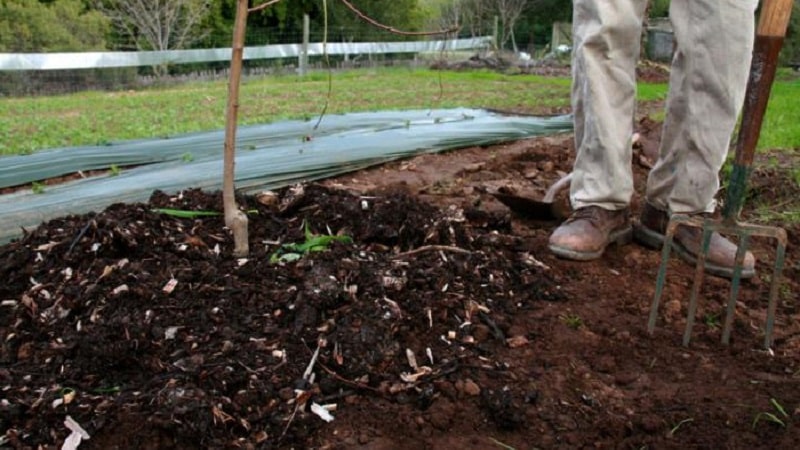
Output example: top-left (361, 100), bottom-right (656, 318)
top-left (548, 206), bottom-right (632, 260)
top-left (634, 202), bottom-right (756, 279)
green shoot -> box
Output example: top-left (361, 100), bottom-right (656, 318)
top-left (181, 152), bottom-right (194, 162)
top-left (269, 221), bottom-right (352, 263)
top-left (770, 398), bottom-right (790, 419)
top-left (152, 208), bottom-right (258, 218)
top-left (559, 313), bottom-right (583, 330)
top-left (92, 386), bottom-right (122, 394)
top-left (753, 412), bottom-right (786, 429)
top-left (109, 164), bottom-right (122, 176)
top-left (31, 181), bottom-right (45, 194)
top-left (488, 437), bottom-right (516, 450)
top-left (703, 313), bottom-right (721, 329)
top-left (753, 398), bottom-right (790, 429)
top-left (669, 418), bottom-right (694, 437)
top-left (153, 208), bottom-right (222, 218)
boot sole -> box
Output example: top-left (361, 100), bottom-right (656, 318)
top-left (549, 226), bottom-right (633, 261)
top-left (633, 222), bottom-right (755, 280)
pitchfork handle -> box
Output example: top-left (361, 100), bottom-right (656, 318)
top-left (723, 0), bottom-right (794, 221)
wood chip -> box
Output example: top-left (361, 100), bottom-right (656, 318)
top-left (506, 335), bottom-right (530, 348)
top-left (162, 278), bottom-right (178, 294)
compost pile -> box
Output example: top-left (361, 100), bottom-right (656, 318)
top-left (1, 182), bottom-right (562, 448)
top-left (2, 127), bottom-right (800, 450)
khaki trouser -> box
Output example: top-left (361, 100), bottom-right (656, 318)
top-left (570, 0), bottom-right (758, 214)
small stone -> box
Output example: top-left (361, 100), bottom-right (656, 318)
top-left (614, 372), bottom-right (640, 386)
top-left (506, 335), bottom-right (530, 348)
top-left (16, 341), bottom-right (33, 360)
top-left (221, 340), bottom-right (235, 354)
top-left (462, 379), bottom-right (481, 396)
top-left (472, 324), bottom-right (491, 342)
top-left (664, 299), bottom-right (683, 321)
top-left (463, 162), bottom-right (485, 173)
top-left (523, 168), bottom-right (540, 179)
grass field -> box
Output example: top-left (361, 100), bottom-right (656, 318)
top-left (0, 67), bottom-right (797, 155)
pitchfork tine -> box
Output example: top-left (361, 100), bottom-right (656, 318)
top-left (764, 231), bottom-right (788, 348)
top-left (682, 223), bottom-right (712, 347)
top-left (647, 219), bottom-right (678, 335)
top-left (721, 233), bottom-right (750, 345)
top-left (647, 0), bottom-right (793, 349)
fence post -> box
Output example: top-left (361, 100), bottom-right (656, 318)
top-left (492, 16), bottom-right (499, 51)
top-left (299, 14), bottom-right (310, 76)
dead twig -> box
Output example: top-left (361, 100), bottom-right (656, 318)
top-left (248, 0), bottom-right (282, 13)
top-left (66, 219), bottom-right (94, 255)
top-left (316, 360), bottom-right (382, 394)
top-left (394, 245), bottom-right (471, 259)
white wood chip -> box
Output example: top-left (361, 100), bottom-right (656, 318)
top-left (164, 326), bottom-right (180, 340)
top-left (310, 402), bottom-right (335, 422)
top-left (112, 284), bottom-right (129, 295)
top-left (405, 348), bottom-right (418, 370)
top-left (162, 278), bottom-right (178, 294)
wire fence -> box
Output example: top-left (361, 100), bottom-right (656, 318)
top-left (0, 26), bottom-right (492, 97)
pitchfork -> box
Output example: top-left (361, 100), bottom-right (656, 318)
top-left (647, 0), bottom-right (793, 349)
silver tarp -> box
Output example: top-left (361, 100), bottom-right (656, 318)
top-left (0, 108), bottom-right (573, 244)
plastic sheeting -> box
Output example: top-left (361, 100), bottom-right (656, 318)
top-left (0, 108), bottom-right (572, 244)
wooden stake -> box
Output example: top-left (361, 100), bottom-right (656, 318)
top-left (223, 0), bottom-right (250, 257)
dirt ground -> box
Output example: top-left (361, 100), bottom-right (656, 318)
top-left (2, 94), bottom-right (800, 449)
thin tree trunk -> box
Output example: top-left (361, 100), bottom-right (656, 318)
top-left (222, 0), bottom-right (249, 257)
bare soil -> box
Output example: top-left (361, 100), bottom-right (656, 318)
top-left (2, 103), bottom-right (799, 450)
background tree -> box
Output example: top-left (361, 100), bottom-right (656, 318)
top-left (494, 0), bottom-right (528, 51)
top-left (95, 0), bottom-right (214, 51)
top-left (0, 0), bottom-right (109, 52)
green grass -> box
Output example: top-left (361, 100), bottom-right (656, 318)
top-left (758, 80), bottom-right (800, 151)
top-left (0, 68), bottom-right (571, 155)
top-left (0, 67), bottom-right (796, 156)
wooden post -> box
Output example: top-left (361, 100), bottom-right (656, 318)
top-left (492, 16), bottom-right (499, 50)
top-left (299, 14), bottom-right (310, 76)
top-left (222, 0), bottom-right (249, 257)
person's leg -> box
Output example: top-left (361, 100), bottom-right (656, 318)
top-left (549, 0), bottom-right (646, 260)
top-left (646, 0), bottom-right (758, 212)
top-left (638, 0), bottom-right (758, 278)
top-left (570, 0), bottom-right (647, 210)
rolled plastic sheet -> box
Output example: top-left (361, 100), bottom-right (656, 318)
top-left (0, 108), bottom-right (572, 244)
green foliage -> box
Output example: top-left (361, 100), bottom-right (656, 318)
top-left (0, 68), bottom-right (571, 154)
top-left (779, 2), bottom-right (800, 65)
top-left (752, 398), bottom-right (790, 429)
top-left (269, 222), bottom-right (352, 263)
top-left (559, 312), bottom-right (583, 329)
top-left (649, 0), bottom-right (670, 18)
top-left (0, 0), bottom-right (109, 52)
top-left (153, 209), bottom-right (222, 218)
top-left (245, 0), bottom-right (425, 45)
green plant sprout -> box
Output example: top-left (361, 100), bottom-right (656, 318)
top-left (152, 208), bottom-right (258, 218)
top-left (31, 181), bottom-right (45, 194)
top-left (752, 398), bottom-right (790, 429)
top-left (669, 418), bottom-right (694, 437)
top-left (269, 221), bottom-right (352, 263)
top-left (109, 164), bottom-right (122, 176)
top-left (181, 152), bottom-right (194, 162)
top-left (703, 313), bottom-right (721, 329)
top-left (488, 437), bottom-right (516, 450)
top-left (559, 313), bottom-right (583, 330)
